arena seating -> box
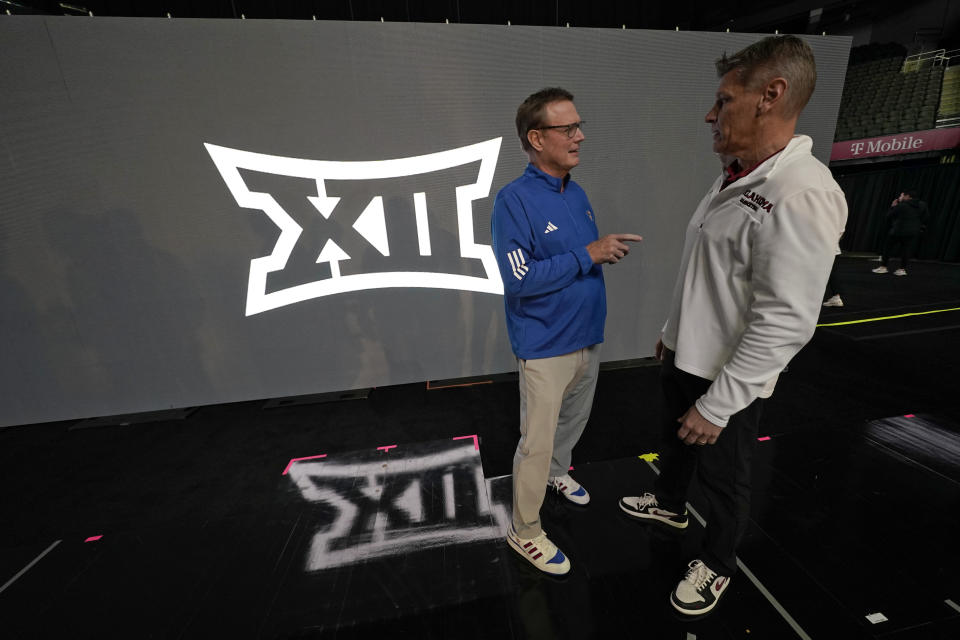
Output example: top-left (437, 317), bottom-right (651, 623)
top-left (835, 43), bottom-right (947, 141)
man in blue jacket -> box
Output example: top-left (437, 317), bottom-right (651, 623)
top-left (492, 87), bottom-right (642, 575)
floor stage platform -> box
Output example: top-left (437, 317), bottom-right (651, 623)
top-left (1, 256), bottom-right (960, 638)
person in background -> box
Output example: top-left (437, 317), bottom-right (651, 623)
top-left (823, 248), bottom-right (844, 307)
top-left (872, 190), bottom-right (929, 276)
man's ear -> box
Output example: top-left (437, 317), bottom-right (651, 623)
top-left (527, 129), bottom-right (543, 152)
top-left (758, 77), bottom-right (788, 114)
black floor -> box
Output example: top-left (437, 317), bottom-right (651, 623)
top-left (2, 255), bottom-right (960, 639)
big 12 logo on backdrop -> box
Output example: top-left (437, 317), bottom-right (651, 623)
top-left (205, 138), bottom-right (504, 316)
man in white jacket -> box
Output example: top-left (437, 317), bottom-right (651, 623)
top-left (619, 35), bottom-right (847, 616)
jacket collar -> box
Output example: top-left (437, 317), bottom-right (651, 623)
top-left (525, 163), bottom-right (571, 193)
top-left (719, 135), bottom-right (812, 191)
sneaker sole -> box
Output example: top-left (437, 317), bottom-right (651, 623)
top-left (550, 489), bottom-right (590, 506)
top-left (618, 500), bottom-right (689, 529)
top-left (670, 593), bottom-right (719, 616)
top-left (506, 535), bottom-right (571, 575)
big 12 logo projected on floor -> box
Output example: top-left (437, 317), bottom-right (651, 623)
top-left (287, 440), bottom-right (510, 571)
top-left (205, 138), bottom-right (504, 315)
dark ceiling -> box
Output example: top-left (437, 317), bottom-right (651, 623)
top-left (0, 0), bottom-right (922, 37)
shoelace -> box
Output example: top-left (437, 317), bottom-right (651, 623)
top-left (530, 533), bottom-right (558, 557)
top-left (515, 529), bottom-right (559, 558)
top-left (636, 492), bottom-right (659, 508)
top-left (551, 475), bottom-right (576, 493)
top-left (683, 560), bottom-right (718, 593)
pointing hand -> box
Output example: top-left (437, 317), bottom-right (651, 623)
top-left (587, 233), bottom-right (643, 264)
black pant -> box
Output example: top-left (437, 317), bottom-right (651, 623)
top-left (824, 257), bottom-right (842, 298)
top-left (654, 350), bottom-right (763, 576)
top-left (881, 234), bottom-right (919, 270)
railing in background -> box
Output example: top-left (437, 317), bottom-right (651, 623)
top-left (931, 51), bottom-right (960, 128)
top-left (902, 48), bottom-right (960, 71)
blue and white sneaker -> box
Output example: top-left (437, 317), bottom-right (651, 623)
top-left (549, 473), bottom-right (590, 505)
top-left (507, 526), bottom-right (571, 575)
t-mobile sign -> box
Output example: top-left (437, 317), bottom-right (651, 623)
top-left (831, 128), bottom-right (960, 161)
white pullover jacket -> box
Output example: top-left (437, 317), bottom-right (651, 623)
top-left (661, 135), bottom-right (848, 427)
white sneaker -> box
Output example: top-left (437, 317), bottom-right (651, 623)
top-left (872, 266), bottom-right (888, 274)
top-left (507, 526), bottom-right (571, 575)
top-left (822, 294), bottom-right (844, 307)
top-left (548, 473), bottom-right (590, 505)
top-left (894, 268), bottom-right (907, 276)
top-left (670, 559), bottom-right (731, 615)
top-left (619, 492), bottom-right (689, 528)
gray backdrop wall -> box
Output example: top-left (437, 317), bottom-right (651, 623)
top-left (0, 17), bottom-right (851, 428)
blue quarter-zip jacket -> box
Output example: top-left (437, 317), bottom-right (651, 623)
top-left (491, 163), bottom-right (605, 360)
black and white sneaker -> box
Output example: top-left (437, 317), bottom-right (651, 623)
top-left (619, 492), bottom-right (688, 528)
top-left (670, 559), bottom-right (731, 615)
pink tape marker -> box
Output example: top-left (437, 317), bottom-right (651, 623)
top-left (84, 535), bottom-right (102, 543)
top-left (281, 453), bottom-right (327, 475)
top-left (568, 466), bottom-right (574, 471)
top-left (377, 445), bottom-right (397, 452)
top-left (904, 414), bottom-right (915, 418)
top-left (453, 434), bottom-right (479, 450)
top-left (757, 436), bottom-right (771, 442)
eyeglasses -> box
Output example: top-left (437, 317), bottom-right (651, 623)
top-left (536, 121), bottom-right (585, 138)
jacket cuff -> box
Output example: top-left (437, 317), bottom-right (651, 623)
top-left (574, 246), bottom-right (594, 274)
top-left (695, 397), bottom-right (729, 428)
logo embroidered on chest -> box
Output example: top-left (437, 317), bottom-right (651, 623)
top-left (738, 189), bottom-right (775, 213)
top-left (544, 221), bottom-right (559, 234)
top-left (585, 210), bottom-right (594, 221)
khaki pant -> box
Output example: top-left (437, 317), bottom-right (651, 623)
top-left (512, 344), bottom-right (600, 538)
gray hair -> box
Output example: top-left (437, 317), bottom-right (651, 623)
top-left (716, 35), bottom-right (816, 117)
